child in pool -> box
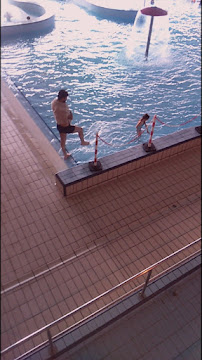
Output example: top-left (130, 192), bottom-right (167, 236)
top-left (136, 113), bottom-right (150, 136)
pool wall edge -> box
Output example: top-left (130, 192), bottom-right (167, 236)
top-left (55, 125), bottom-right (201, 196)
top-left (1, 77), bottom-right (68, 173)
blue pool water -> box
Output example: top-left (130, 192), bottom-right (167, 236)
top-left (1, 0), bottom-right (201, 164)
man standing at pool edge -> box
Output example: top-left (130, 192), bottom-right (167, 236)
top-left (51, 89), bottom-right (89, 159)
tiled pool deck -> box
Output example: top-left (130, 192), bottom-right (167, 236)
top-left (1, 78), bottom-right (201, 359)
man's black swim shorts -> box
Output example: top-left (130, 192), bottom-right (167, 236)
top-left (57, 124), bottom-right (75, 134)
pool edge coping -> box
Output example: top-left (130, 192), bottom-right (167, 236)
top-left (55, 125), bottom-right (201, 196)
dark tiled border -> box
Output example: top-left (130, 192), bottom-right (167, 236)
top-left (56, 126), bottom-right (201, 196)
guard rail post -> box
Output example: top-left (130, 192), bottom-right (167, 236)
top-left (89, 132), bottom-right (103, 171)
top-left (47, 328), bottom-right (57, 357)
top-left (143, 114), bottom-right (157, 152)
top-left (140, 269), bottom-right (152, 297)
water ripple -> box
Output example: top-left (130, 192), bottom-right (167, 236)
top-left (1, 0), bottom-right (201, 163)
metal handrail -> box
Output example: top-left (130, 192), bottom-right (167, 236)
top-left (15, 250), bottom-right (201, 360)
top-left (1, 237), bottom-right (201, 357)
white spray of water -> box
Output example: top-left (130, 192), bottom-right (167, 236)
top-left (126, 8), bottom-right (170, 64)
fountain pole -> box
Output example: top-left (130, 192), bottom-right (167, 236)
top-left (140, 6), bottom-right (168, 60)
top-left (145, 15), bottom-right (154, 60)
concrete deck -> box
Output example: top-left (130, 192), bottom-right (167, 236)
top-left (1, 79), bottom-right (201, 360)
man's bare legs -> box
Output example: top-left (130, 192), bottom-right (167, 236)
top-left (59, 133), bottom-right (71, 159)
top-left (59, 127), bottom-right (89, 159)
top-left (74, 126), bottom-right (89, 145)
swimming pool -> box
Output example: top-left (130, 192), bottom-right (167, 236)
top-left (1, 0), bottom-right (201, 164)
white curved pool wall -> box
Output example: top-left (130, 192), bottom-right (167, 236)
top-left (1, 0), bottom-right (55, 38)
top-left (73, 0), bottom-right (148, 23)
